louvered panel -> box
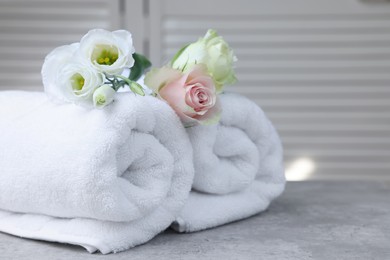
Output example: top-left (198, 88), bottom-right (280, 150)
top-left (0, 0), bottom-right (120, 91)
top-left (149, 0), bottom-right (390, 180)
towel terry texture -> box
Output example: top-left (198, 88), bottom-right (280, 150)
top-left (0, 91), bottom-right (194, 253)
top-left (172, 93), bottom-right (285, 232)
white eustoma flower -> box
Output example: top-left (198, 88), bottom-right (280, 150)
top-left (93, 84), bottom-right (116, 108)
top-left (42, 43), bottom-right (79, 102)
top-left (171, 29), bottom-right (237, 93)
top-left (58, 62), bottom-right (104, 106)
top-left (79, 29), bottom-right (135, 75)
top-left (42, 43), bottom-right (104, 106)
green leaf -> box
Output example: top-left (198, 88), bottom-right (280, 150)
top-left (129, 53), bottom-right (152, 82)
top-left (170, 44), bottom-right (189, 67)
top-left (129, 81), bottom-right (145, 96)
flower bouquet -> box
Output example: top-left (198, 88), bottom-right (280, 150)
top-left (42, 29), bottom-right (151, 108)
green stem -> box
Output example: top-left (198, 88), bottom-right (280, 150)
top-left (114, 74), bottom-right (133, 86)
top-left (113, 74), bottom-right (145, 96)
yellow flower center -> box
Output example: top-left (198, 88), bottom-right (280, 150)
top-left (91, 44), bottom-right (119, 66)
top-left (70, 73), bottom-right (85, 91)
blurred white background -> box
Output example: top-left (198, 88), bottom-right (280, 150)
top-left (1, 0), bottom-right (390, 181)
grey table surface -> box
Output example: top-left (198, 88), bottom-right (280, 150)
top-left (0, 181), bottom-right (389, 260)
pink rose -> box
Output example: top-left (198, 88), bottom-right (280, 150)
top-left (145, 64), bottom-right (221, 126)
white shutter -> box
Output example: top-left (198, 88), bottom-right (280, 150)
top-left (0, 0), bottom-right (121, 91)
top-left (148, 0), bottom-right (390, 180)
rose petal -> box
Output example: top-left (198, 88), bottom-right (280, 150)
top-left (144, 67), bottom-right (182, 92)
top-left (159, 73), bottom-right (195, 118)
top-left (171, 41), bottom-right (208, 72)
top-left (186, 64), bottom-right (209, 80)
top-left (193, 97), bottom-right (222, 125)
top-left (187, 75), bottom-right (215, 92)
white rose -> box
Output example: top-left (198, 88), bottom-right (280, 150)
top-left (42, 43), bottom-right (104, 106)
top-left (79, 29), bottom-right (135, 75)
top-left (93, 84), bottom-right (116, 108)
top-left (171, 29), bottom-right (237, 92)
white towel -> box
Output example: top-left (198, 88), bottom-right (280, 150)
top-left (172, 93), bottom-right (285, 232)
top-left (0, 91), bottom-right (194, 253)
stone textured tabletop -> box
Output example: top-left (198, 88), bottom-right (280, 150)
top-left (1, 181), bottom-right (389, 260)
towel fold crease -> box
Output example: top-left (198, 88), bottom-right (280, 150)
top-left (172, 93), bottom-right (285, 232)
top-left (0, 91), bottom-right (194, 253)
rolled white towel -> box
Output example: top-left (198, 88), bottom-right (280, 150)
top-left (172, 92), bottom-right (285, 232)
top-left (0, 91), bottom-right (194, 253)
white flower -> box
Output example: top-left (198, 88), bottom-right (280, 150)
top-left (42, 43), bottom-right (104, 106)
top-left (171, 29), bottom-right (237, 93)
top-left (58, 62), bottom-right (104, 106)
top-left (42, 43), bottom-right (79, 102)
top-left (93, 84), bottom-right (116, 108)
top-left (79, 29), bottom-right (135, 75)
